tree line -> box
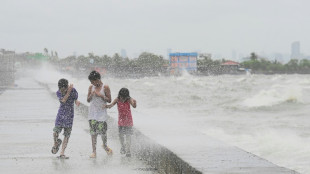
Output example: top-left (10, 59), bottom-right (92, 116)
top-left (241, 53), bottom-right (310, 74)
top-left (50, 51), bottom-right (310, 76)
top-left (9, 48), bottom-right (310, 76)
top-left (49, 52), bottom-right (168, 77)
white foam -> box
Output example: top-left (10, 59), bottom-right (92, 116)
top-left (242, 84), bottom-right (303, 107)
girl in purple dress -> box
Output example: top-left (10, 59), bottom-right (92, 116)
top-left (51, 78), bottom-right (80, 159)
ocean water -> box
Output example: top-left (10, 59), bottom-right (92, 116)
top-left (34, 65), bottom-right (310, 174)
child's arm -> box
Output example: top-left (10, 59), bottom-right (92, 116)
top-left (105, 98), bottom-right (118, 109)
top-left (60, 84), bottom-right (73, 103)
top-left (75, 100), bottom-right (80, 106)
top-left (129, 98), bottom-right (137, 108)
top-left (103, 85), bottom-right (112, 103)
top-left (87, 85), bottom-right (94, 103)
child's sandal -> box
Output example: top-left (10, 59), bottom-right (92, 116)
top-left (103, 145), bottom-right (113, 156)
top-left (57, 155), bottom-right (69, 159)
top-left (89, 152), bottom-right (96, 158)
top-left (51, 139), bottom-right (62, 154)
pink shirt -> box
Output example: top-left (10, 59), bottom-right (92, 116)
top-left (117, 100), bottom-right (133, 126)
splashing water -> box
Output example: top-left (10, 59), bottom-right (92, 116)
top-left (32, 67), bottom-right (310, 174)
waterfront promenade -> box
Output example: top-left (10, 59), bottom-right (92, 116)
top-left (0, 78), bottom-right (156, 174)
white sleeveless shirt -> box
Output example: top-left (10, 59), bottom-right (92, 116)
top-left (88, 85), bottom-right (108, 122)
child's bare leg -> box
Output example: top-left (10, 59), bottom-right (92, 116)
top-left (60, 136), bottom-right (69, 156)
top-left (101, 122), bottom-right (108, 149)
top-left (119, 132), bottom-right (125, 153)
top-left (126, 134), bottom-right (131, 154)
top-left (53, 132), bottom-right (59, 147)
top-left (89, 135), bottom-right (97, 158)
top-left (101, 131), bottom-right (113, 155)
top-left (101, 133), bottom-right (107, 148)
top-left (119, 133), bottom-right (125, 148)
top-left (91, 135), bottom-right (97, 153)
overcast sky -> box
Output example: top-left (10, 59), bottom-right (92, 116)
top-left (1, 0), bottom-right (309, 59)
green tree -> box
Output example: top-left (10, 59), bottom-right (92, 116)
top-left (250, 52), bottom-right (258, 61)
top-left (286, 59), bottom-right (299, 73)
top-left (136, 52), bottom-right (167, 74)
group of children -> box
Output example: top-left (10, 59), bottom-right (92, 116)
top-left (51, 71), bottom-right (136, 159)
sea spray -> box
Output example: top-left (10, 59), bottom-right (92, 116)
top-left (32, 66), bottom-right (310, 174)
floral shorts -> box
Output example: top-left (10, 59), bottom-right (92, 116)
top-left (89, 120), bottom-right (107, 135)
top-left (53, 126), bottom-right (72, 137)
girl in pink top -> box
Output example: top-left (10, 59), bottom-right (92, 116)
top-left (105, 88), bottom-right (136, 157)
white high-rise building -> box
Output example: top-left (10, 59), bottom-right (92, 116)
top-left (291, 41), bottom-right (301, 59)
top-left (121, 49), bottom-right (127, 58)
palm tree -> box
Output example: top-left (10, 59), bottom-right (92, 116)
top-left (55, 51), bottom-right (58, 59)
top-left (44, 48), bottom-right (48, 56)
top-left (250, 52), bottom-right (258, 61)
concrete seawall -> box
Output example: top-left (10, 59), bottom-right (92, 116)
top-left (41, 82), bottom-right (299, 174)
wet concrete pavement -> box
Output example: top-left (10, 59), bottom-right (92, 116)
top-left (0, 78), bottom-right (157, 174)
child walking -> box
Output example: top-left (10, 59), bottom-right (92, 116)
top-left (105, 88), bottom-right (137, 157)
top-left (87, 71), bottom-right (113, 158)
top-left (51, 78), bottom-right (80, 159)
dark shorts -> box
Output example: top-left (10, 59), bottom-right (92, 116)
top-left (89, 120), bottom-right (107, 135)
top-left (53, 126), bottom-right (72, 137)
top-left (119, 126), bottom-right (133, 135)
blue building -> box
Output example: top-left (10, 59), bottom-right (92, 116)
top-left (169, 52), bottom-right (197, 74)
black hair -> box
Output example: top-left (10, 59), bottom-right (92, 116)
top-left (88, 71), bottom-right (101, 81)
top-left (58, 78), bottom-right (68, 89)
top-left (118, 88), bottom-right (130, 101)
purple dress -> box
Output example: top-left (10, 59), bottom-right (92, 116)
top-left (55, 88), bottom-right (78, 127)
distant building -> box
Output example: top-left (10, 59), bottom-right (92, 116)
top-left (121, 49), bottom-right (127, 58)
top-left (169, 52), bottom-right (197, 74)
top-left (221, 60), bottom-right (239, 66)
top-left (26, 53), bottom-right (48, 61)
top-left (291, 41), bottom-right (301, 59)
top-left (221, 60), bottom-right (241, 74)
